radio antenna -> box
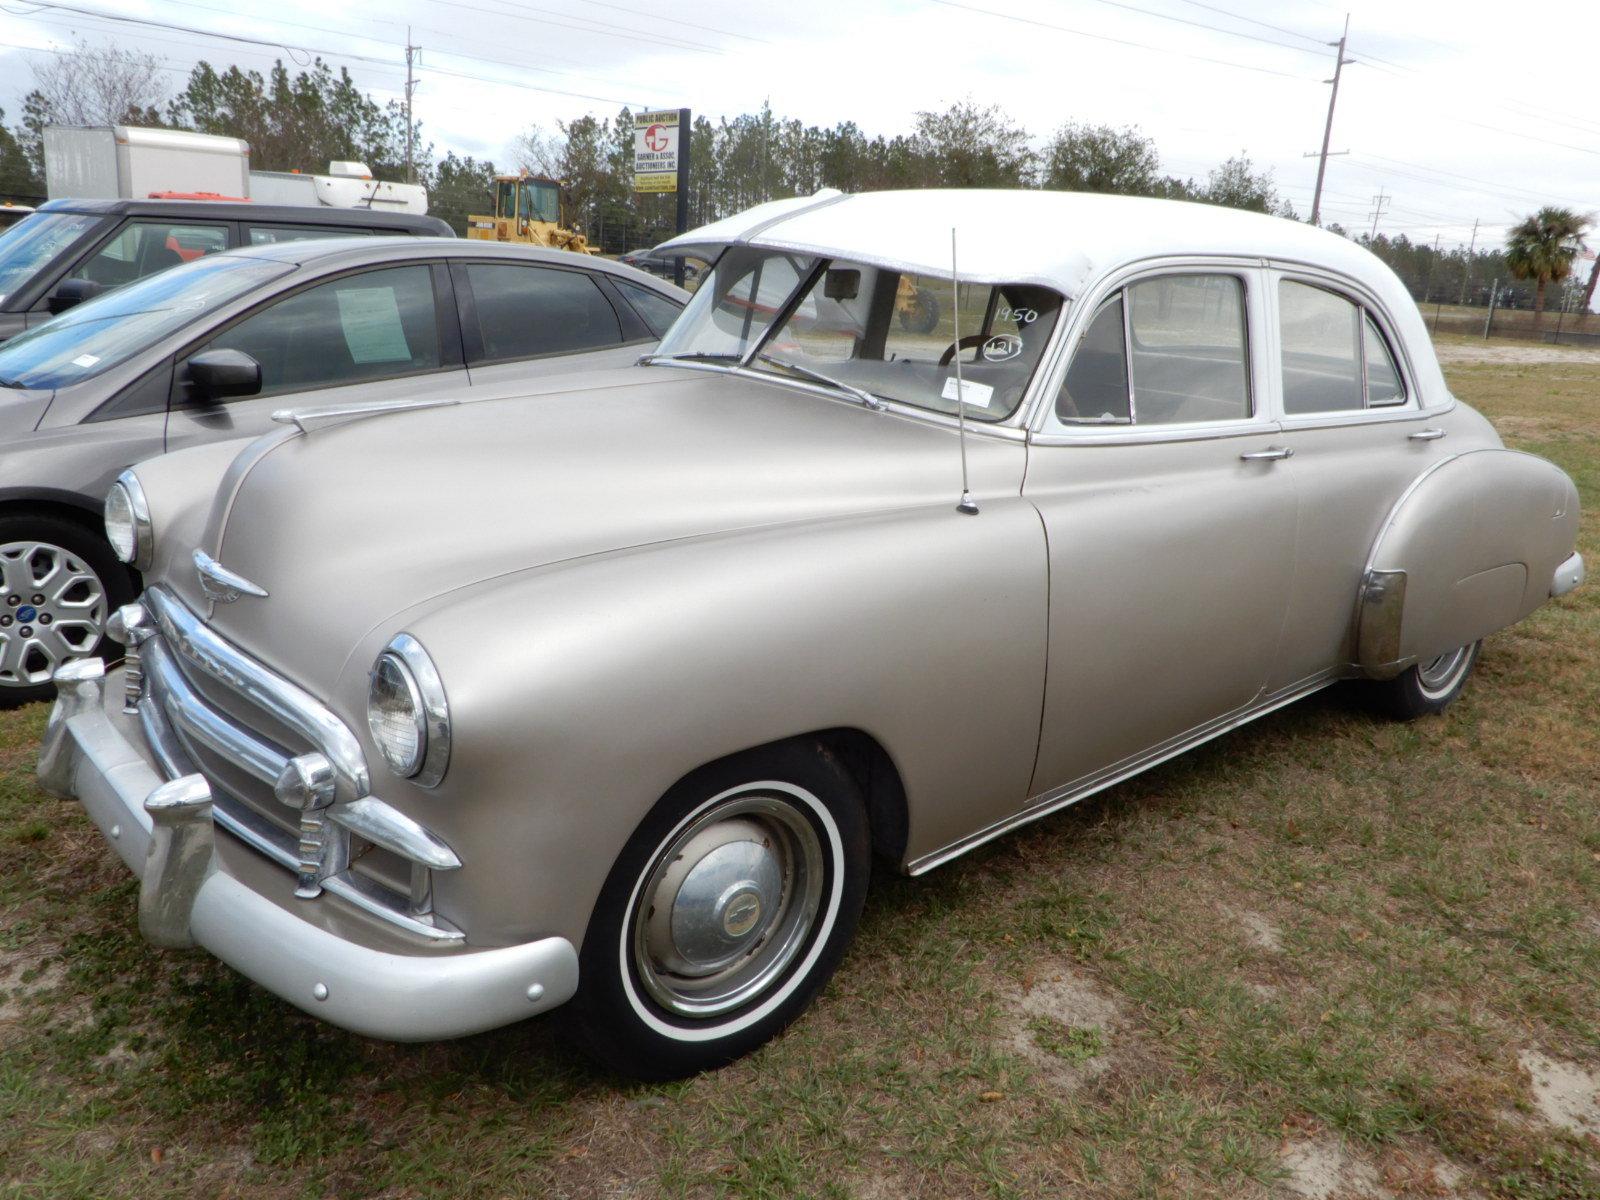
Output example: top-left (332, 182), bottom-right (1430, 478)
top-left (951, 227), bottom-right (979, 516)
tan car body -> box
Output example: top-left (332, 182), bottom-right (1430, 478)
top-left (39, 191), bottom-right (1582, 1042)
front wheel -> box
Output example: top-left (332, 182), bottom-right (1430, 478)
top-left (573, 740), bottom-right (870, 1080)
top-left (1365, 640), bottom-right (1481, 720)
top-left (0, 514), bottom-right (132, 709)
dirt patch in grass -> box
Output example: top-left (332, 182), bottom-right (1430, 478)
top-left (1519, 1050), bottom-right (1600, 1139)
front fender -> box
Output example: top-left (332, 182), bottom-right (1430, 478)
top-left (374, 499), bottom-right (1049, 949)
top-left (1356, 449), bottom-right (1580, 676)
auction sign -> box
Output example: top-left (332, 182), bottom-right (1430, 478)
top-left (633, 110), bottom-right (681, 193)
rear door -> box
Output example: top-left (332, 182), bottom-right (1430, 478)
top-left (453, 259), bottom-right (654, 387)
top-left (164, 260), bottom-right (465, 452)
top-left (1262, 269), bottom-right (1455, 689)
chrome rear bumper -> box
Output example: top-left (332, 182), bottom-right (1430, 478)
top-left (1552, 552), bottom-right (1585, 598)
top-left (37, 658), bottom-right (578, 1042)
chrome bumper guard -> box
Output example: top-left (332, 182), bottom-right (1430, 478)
top-left (129, 587), bottom-right (455, 940)
top-left (37, 654), bottom-right (578, 1042)
top-left (1552, 552), bottom-right (1585, 598)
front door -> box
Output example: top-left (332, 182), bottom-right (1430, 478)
top-left (1024, 267), bottom-right (1298, 799)
top-left (166, 261), bottom-right (466, 452)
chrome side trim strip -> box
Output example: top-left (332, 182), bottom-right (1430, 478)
top-left (145, 587), bottom-right (370, 798)
top-left (271, 396), bottom-right (461, 433)
top-left (906, 671), bottom-right (1339, 876)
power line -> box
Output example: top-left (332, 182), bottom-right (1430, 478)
top-left (567, 0), bottom-right (771, 44)
top-left (1353, 152), bottom-right (1594, 210)
top-left (1062, 0), bottom-right (1329, 56)
top-left (3, 8), bottom-right (654, 108)
top-left (924, 0), bottom-right (1316, 83)
top-left (416, 0), bottom-right (728, 55)
top-left (1170, 0), bottom-right (1329, 46)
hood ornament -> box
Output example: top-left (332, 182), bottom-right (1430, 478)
top-left (194, 550), bottom-right (268, 604)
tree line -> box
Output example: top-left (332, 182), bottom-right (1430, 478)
top-left (1, 40), bottom-right (1590, 316)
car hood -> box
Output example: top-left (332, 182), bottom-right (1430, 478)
top-left (163, 365), bottom-right (1026, 688)
top-left (0, 385), bottom-right (53, 435)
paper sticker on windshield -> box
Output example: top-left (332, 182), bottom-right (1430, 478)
top-left (337, 287), bottom-right (412, 365)
top-left (981, 334), bottom-right (1022, 362)
top-left (941, 376), bottom-right (995, 409)
top-left (71, 353), bottom-right (100, 368)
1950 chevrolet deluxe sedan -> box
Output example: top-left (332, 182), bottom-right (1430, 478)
top-left (37, 190), bottom-right (1584, 1078)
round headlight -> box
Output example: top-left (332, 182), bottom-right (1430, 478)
top-left (104, 472), bottom-right (152, 569)
top-left (366, 635), bottom-right (450, 786)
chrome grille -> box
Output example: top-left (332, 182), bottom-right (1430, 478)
top-left (132, 586), bottom-right (463, 942)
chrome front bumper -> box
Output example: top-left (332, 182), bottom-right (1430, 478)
top-left (37, 658), bottom-right (579, 1042)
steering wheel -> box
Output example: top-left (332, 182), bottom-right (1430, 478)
top-left (938, 334), bottom-right (988, 367)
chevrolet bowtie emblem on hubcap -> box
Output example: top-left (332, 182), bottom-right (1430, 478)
top-left (193, 549), bottom-right (269, 604)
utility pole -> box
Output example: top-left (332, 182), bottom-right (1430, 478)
top-left (1367, 188), bottom-right (1389, 240)
top-left (1309, 14), bottom-right (1354, 227)
top-left (1422, 232), bottom-right (1441, 303)
top-left (1459, 217), bottom-right (1479, 305)
top-left (404, 31), bottom-right (418, 185)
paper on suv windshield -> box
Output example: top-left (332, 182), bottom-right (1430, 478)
top-left (337, 287), bottom-right (412, 364)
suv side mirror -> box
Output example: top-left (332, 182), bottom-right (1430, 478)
top-left (184, 349), bottom-right (262, 402)
top-left (46, 278), bottom-right (106, 315)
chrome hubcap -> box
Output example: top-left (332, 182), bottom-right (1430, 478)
top-left (634, 793), bottom-right (825, 1018)
top-left (1417, 643), bottom-right (1472, 697)
top-left (0, 541), bottom-right (108, 688)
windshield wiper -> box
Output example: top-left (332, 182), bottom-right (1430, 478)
top-left (637, 351), bottom-right (745, 366)
top-left (754, 354), bottom-right (884, 411)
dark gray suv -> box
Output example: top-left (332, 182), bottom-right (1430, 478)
top-left (0, 235), bottom-right (685, 704)
top-left (0, 198), bottom-right (454, 346)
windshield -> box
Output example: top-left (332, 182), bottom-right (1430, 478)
top-left (0, 255), bottom-right (290, 390)
top-left (0, 211), bottom-right (106, 308)
top-left (521, 181), bottom-right (561, 224)
top-left (652, 247), bottom-right (1063, 422)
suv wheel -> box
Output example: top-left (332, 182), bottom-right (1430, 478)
top-left (0, 514), bottom-right (133, 708)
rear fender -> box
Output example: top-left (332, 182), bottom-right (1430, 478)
top-left (1356, 449), bottom-right (1580, 676)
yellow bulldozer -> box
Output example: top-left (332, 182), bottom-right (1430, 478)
top-left (467, 173), bottom-right (598, 254)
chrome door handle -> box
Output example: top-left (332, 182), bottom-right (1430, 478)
top-left (1240, 446), bottom-right (1293, 462)
top-left (1408, 428), bottom-right (1447, 441)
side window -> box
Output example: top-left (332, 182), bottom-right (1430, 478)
top-left (1362, 312), bottom-right (1405, 405)
top-left (464, 263), bottom-right (623, 363)
top-left (1279, 281), bottom-right (1364, 414)
top-left (613, 278), bottom-right (683, 338)
top-left (1126, 274), bottom-right (1250, 424)
top-left (79, 221), bottom-right (229, 287)
top-left (246, 225), bottom-right (373, 246)
top-left (201, 264), bottom-right (442, 399)
top-left (1058, 296), bottom-right (1129, 423)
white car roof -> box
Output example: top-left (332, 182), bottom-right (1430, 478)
top-left (662, 188), bottom-right (1394, 298)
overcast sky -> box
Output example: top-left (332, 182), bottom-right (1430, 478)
top-left (4, 0), bottom-right (1597, 256)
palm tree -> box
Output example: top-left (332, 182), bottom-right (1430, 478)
top-left (1505, 206), bottom-right (1592, 325)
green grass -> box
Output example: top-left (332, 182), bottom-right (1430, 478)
top-left (1, 341), bottom-right (1598, 1197)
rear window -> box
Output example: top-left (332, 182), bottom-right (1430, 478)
top-left (464, 263), bottom-right (623, 363)
top-left (613, 278), bottom-right (683, 338)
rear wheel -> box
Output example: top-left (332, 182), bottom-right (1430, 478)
top-left (1365, 640), bottom-right (1481, 720)
top-left (573, 740), bottom-right (870, 1080)
top-left (0, 514), bottom-right (132, 709)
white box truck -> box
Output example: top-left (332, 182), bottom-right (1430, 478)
top-left (43, 126), bottom-right (250, 201)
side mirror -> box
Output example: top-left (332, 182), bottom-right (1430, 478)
top-left (184, 349), bottom-right (262, 402)
top-left (46, 278), bottom-right (106, 315)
